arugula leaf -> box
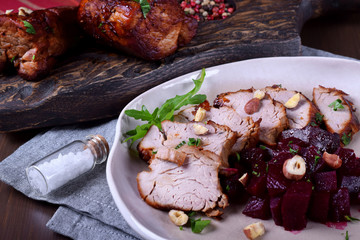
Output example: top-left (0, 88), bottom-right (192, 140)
top-left (328, 99), bottom-right (344, 111)
top-left (342, 132), bottom-right (352, 146)
top-left (133, 0), bottom-right (151, 18)
top-left (22, 20), bottom-right (36, 34)
top-left (124, 69), bottom-right (207, 144)
top-left (190, 218), bottom-right (211, 234)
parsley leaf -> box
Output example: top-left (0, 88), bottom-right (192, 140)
top-left (315, 112), bottom-right (324, 123)
top-left (259, 145), bottom-right (266, 150)
top-left (345, 230), bottom-right (349, 240)
top-left (22, 20), bottom-right (36, 34)
top-left (289, 147), bottom-right (298, 154)
top-left (179, 226), bottom-right (183, 231)
top-left (190, 218), bottom-right (211, 234)
top-left (226, 185), bottom-right (230, 191)
top-left (124, 69), bottom-right (206, 144)
top-left (175, 141), bottom-right (186, 149)
top-left (328, 99), bottom-right (344, 111)
top-left (342, 132), bottom-right (352, 146)
top-left (133, 0), bottom-right (151, 18)
top-left (188, 138), bottom-right (201, 147)
top-left (32, 55), bottom-right (35, 61)
top-left (345, 215), bottom-right (360, 222)
top-left (313, 155), bottom-right (320, 169)
top-left (252, 171), bottom-right (260, 177)
top-left (10, 56), bottom-right (15, 63)
top-left (235, 152), bottom-right (241, 162)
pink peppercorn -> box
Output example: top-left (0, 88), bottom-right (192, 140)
top-left (219, 3), bottom-right (225, 8)
top-left (180, 1), bottom-right (187, 8)
top-left (212, 6), bottom-right (219, 13)
top-left (218, 8), bottom-right (224, 14)
top-left (227, 7), bottom-right (234, 13)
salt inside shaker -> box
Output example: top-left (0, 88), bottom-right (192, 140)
top-left (26, 135), bottom-right (109, 195)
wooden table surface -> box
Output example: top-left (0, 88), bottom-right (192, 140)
top-left (1, 12), bottom-right (360, 240)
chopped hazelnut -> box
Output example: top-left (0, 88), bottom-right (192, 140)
top-left (243, 222), bottom-right (265, 240)
top-left (282, 155), bottom-right (306, 180)
top-left (169, 210), bottom-right (188, 226)
top-left (284, 93), bottom-right (301, 108)
top-left (253, 90), bottom-right (265, 100)
top-left (194, 107), bottom-right (207, 122)
top-left (5, 9), bottom-right (13, 14)
top-left (193, 123), bottom-right (209, 135)
top-left (322, 152), bottom-right (342, 169)
top-left (18, 7), bottom-right (33, 16)
top-left (239, 173), bottom-right (249, 186)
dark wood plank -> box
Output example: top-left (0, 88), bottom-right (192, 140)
top-left (1, 0), bottom-right (360, 132)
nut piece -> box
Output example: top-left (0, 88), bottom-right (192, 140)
top-left (244, 98), bottom-right (261, 115)
top-left (194, 107), bottom-right (207, 121)
top-left (282, 155), bottom-right (306, 180)
top-left (253, 90), bottom-right (265, 100)
top-left (18, 7), bottom-right (33, 16)
top-left (284, 93), bottom-right (301, 108)
top-left (239, 173), bottom-right (249, 186)
top-left (5, 9), bottom-right (13, 14)
top-left (169, 210), bottom-right (188, 226)
top-left (243, 222), bottom-right (265, 240)
top-left (193, 123), bottom-right (208, 135)
top-left (323, 152), bottom-right (342, 169)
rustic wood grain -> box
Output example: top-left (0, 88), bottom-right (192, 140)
top-left (0, 0), bottom-right (360, 132)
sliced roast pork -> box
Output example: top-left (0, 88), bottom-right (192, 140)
top-left (313, 86), bottom-right (360, 142)
top-left (177, 105), bottom-right (260, 153)
top-left (138, 120), bottom-right (237, 167)
top-left (264, 86), bottom-right (319, 129)
top-left (137, 146), bottom-right (228, 216)
top-left (214, 88), bottom-right (288, 145)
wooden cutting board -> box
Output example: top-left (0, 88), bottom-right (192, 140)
top-left (1, 0), bottom-right (360, 132)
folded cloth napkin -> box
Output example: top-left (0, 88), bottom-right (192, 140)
top-left (0, 46), bottom-right (356, 240)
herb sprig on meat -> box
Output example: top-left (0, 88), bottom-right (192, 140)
top-left (124, 69), bottom-right (207, 144)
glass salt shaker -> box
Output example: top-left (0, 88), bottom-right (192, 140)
top-left (26, 134), bottom-right (109, 195)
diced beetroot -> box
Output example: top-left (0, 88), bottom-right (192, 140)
top-left (308, 191), bottom-right (330, 223)
top-left (220, 172), bottom-right (244, 200)
top-left (252, 160), bottom-right (268, 176)
top-left (336, 147), bottom-right (360, 176)
top-left (281, 181), bottom-right (313, 231)
top-left (270, 196), bottom-right (283, 226)
top-left (329, 188), bottom-right (350, 222)
top-left (267, 157), bottom-right (292, 197)
top-left (240, 147), bottom-right (267, 167)
top-left (301, 145), bottom-right (326, 175)
top-left (246, 175), bottom-right (267, 197)
top-left (277, 137), bottom-right (309, 149)
top-left (242, 196), bottom-right (271, 220)
top-left (313, 171), bottom-right (337, 192)
top-left (280, 125), bottom-right (340, 153)
top-left (340, 175), bottom-right (360, 195)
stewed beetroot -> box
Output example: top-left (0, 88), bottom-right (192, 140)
top-left (313, 171), bottom-right (337, 192)
top-left (329, 188), bottom-right (350, 222)
top-left (308, 191), bottom-right (331, 223)
top-left (281, 181), bottom-right (313, 230)
top-left (242, 196), bottom-right (271, 220)
top-left (221, 122), bottom-right (360, 232)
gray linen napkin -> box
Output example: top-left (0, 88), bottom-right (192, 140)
top-left (0, 46), bottom-right (356, 240)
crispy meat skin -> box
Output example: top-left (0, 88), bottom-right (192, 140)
top-left (78, 0), bottom-right (197, 60)
top-left (0, 7), bottom-right (79, 81)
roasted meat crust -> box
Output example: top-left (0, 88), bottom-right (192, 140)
top-left (78, 0), bottom-right (197, 60)
top-left (0, 7), bottom-right (79, 81)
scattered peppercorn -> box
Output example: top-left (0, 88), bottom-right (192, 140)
top-left (179, 0), bottom-right (235, 22)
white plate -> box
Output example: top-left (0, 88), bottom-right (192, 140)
top-left (106, 57), bottom-right (360, 240)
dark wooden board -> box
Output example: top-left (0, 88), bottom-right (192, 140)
top-left (1, 0), bottom-right (360, 132)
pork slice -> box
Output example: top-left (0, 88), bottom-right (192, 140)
top-left (137, 120), bottom-right (237, 167)
top-left (264, 86), bottom-right (319, 129)
top-left (177, 105), bottom-right (260, 153)
top-left (214, 88), bottom-right (288, 145)
top-left (137, 146), bottom-right (228, 215)
top-left (313, 86), bottom-right (360, 140)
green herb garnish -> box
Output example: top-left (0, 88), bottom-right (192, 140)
top-left (313, 155), bottom-right (320, 169)
top-left (152, 150), bottom-right (157, 154)
top-left (345, 215), bottom-right (360, 222)
top-left (10, 56), bottom-right (15, 63)
top-left (188, 138), bottom-right (201, 147)
top-left (310, 122), bottom-right (318, 126)
top-left (345, 230), bottom-right (349, 240)
top-left (315, 112), bottom-right (324, 123)
top-left (124, 69), bottom-right (206, 144)
top-left (266, 163), bottom-right (269, 173)
top-left (342, 132), bottom-right (352, 146)
top-left (175, 141), bottom-right (186, 149)
top-left (328, 99), bottom-right (344, 111)
top-left (98, 22), bottom-right (103, 28)
top-left (133, 0), bottom-right (151, 18)
top-left (289, 147), bottom-right (298, 154)
top-left (190, 218), bottom-right (211, 234)
top-left (236, 152), bottom-right (241, 162)
top-left (226, 185), bottom-right (230, 191)
top-left (32, 55), bottom-right (35, 61)
top-left (252, 171), bottom-right (260, 177)
top-left (179, 226), bottom-right (183, 231)
top-left (259, 145), bottom-right (266, 150)
top-left (22, 20), bottom-right (36, 34)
